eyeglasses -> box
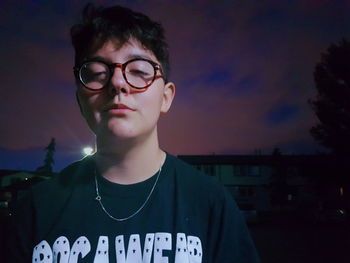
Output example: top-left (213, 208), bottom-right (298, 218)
top-left (74, 58), bottom-right (164, 91)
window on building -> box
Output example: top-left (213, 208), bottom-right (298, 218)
top-left (239, 188), bottom-right (247, 196)
top-left (233, 165), bottom-right (260, 177)
top-left (203, 165), bottom-right (215, 176)
top-left (233, 165), bottom-right (245, 176)
top-left (248, 166), bottom-right (260, 176)
top-left (238, 186), bottom-right (255, 197)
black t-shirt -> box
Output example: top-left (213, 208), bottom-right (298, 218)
top-left (8, 154), bottom-right (260, 263)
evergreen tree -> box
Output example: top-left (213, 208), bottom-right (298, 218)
top-left (36, 138), bottom-right (56, 173)
top-left (309, 39), bottom-right (350, 155)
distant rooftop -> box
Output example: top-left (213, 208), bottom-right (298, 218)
top-left (178, 154), bottom-right (332, 166)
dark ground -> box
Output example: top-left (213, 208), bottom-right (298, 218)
top-left (248, 215), bottom-right (350, 263)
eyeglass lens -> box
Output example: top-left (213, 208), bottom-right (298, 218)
top-left (79, 60), bottom-right (156, 90)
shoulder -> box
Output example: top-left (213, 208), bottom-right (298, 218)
top-left (165, 156), bottom-right (260, 262)
top-left (165, 154), bottom-right (244, 229)
top-left (167, 154), bottom-right (217, 181)
top-left (166, 154), bottom-right (230, 202)
top-left (15, 157), bottom-right (94, 240)
top-left (30, 156), bottom-right (93, 201)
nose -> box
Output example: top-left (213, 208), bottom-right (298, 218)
top-left (108, 64), bottom-right (130, 96)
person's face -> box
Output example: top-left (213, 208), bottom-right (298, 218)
top-left (76, 38), bottom-right (175, 141)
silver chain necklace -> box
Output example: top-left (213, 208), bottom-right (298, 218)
top-left (94, 166), bottom-right (162, 222)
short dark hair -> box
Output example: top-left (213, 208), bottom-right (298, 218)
top-left (70, 4), bottom-right (170, 81)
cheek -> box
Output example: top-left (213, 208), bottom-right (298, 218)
top-left (140, 92), bottom-right (163, 120)
top-left (77, 91), bottom-right (105, 123)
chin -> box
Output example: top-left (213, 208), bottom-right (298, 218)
top-left (106, 124), bottom-right (136, 139)
top-left (95, 119), bottom-right (155, 142)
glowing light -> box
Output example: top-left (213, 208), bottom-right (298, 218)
top-left (82, 147), bottom-right (94, 156)
top-left (340, 186), bottom-right (344, 196)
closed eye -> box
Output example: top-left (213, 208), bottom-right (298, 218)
top-left (128, 69), bottom-right (150, 76)
top-left (92, 71), bottom-right (108, 79)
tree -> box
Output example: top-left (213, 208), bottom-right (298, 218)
top-left (36, 138), bottom-right (56, 173)
top-left (309, 39), bottom-right (350, 155)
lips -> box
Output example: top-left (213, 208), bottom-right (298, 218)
top-left (104, 103), bottom-right (136, 114)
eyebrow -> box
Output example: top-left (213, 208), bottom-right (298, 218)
top-left (84, 54), bottom-right (156, 63)
top-left (125, 53), bottom-right (154, 61)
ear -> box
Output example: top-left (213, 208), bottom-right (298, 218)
top-left (161, 82), bottom-right (176, 114)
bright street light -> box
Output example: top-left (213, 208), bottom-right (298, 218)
top-left (82, 146), bottom-right (94, 156)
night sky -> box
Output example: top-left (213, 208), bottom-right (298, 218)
top-left (1, 0), bottom-right (349, 171)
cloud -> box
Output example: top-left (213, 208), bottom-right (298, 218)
top-left (265, 104), bottom-right (300, 126)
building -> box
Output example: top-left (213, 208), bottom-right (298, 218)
top-left (178, 154), bottom-right (334, 213)
top-left (0, 170), bottom-right (55, 215)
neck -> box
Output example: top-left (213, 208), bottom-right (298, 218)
top-left (94, 129), bottom-right (165, 184)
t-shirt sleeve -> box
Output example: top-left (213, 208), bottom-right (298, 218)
top-left (207, 186), bottom-right (260, 263)
top-left (6, 190), bottom-right (34, 263)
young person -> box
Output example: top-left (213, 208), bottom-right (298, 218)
top-left (9, 4), bottom-right (260, 263)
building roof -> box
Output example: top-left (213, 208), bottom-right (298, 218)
top-left (0, 169), bottom-right (31, 178)
top-left (178, 154), bottom-right (332, 166)
top-left (0, 169), bottom-right (56, 178)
